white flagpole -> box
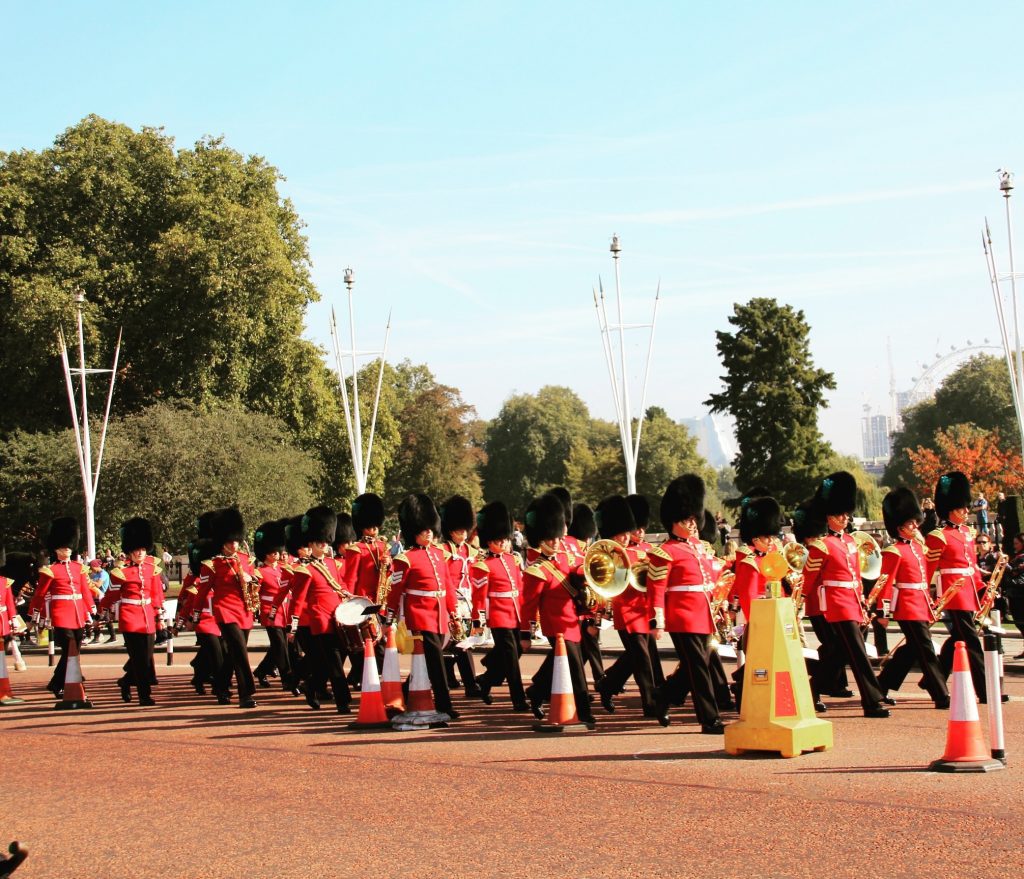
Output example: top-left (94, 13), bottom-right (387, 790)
top-left (330, 305), bottom-right (360, 490)
top-left (631, 281), bottom-right (661, 467)
top-left (363, 310), bottom-right (392, 485)
top-left (345, 268), bottom-right (366, 490)
top-left (92, 327), bottom-right (122, 493)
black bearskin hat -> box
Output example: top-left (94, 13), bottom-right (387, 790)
top-left (596, 495), bottom-right (637, 539)
top-left (883, 487), bottom-right (923, 539)
top-left (120, 517), bottom-right (154, 554)
top-left (284, 515), bottom-right (306, 558)
top-left (524, 493), bottom-right (566, 548)
top-left (568, 503), bottom-right (597, 542)
top-left (625, 494), bottom-right (650, 530)
top-left (187, 539), bottom-right (213, 577)
top-left (934, 471), bottom-right (972, 519)
top-left (301, 506), bottom-right (337, 545)
top-left (791, 499), bottom-right (827, 544)
top-left (549, 487), bottom-right (573, 528)
top-left (440, 495), bottom-right (475, 539)
top-left (46, 517), bottom-right (79, 553)
top-left (196, 510), bottom-right (218, 541)
top-left (726, 484), bottom-right (771, 510)
top-left (699, 510), bottom-right (719, 544)
top-left (254, 520), bottom-right (287, 559)
top-left (398, 494), bottom-right (440, 547)
top-left (660, 475), bottom-right (706, 530)
top-left (0, 551), bottom-right (36, 591)
top-left (334, 512), bottom-right (357, 549)
top-left (212, 507), bottom-right (246, 547)
top-left (738, 496), bottom-right (782, 543)
top-left (476, 501), bottom-right (513, 545)
top-left (351, 493), bottom-right (385, 533)
top-left (814, 471), bottom-right (858, 516)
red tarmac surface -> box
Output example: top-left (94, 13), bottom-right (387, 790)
top-left (2, 652), bottom-right (1020, 879)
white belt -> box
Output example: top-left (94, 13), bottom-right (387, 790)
top-left (406, 589), bottom-right (445, 598)
top-left (894, 582), bottom-right (928, 590)
top-left (490, 590), bottom-right (519, 598)
top-left (121, 598), bottom-right (152, 606)
top-left (822, 580), bottom-right (858, 588)
top-left (50, 594), bottom-right (83, 601)
top-left (939, 567), bottom-right (974, 576)
top-left (667, 584), bottom-right (706, 593)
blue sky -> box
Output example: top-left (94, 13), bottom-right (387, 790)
top-left (5, 2), bottom-right (1023, 456)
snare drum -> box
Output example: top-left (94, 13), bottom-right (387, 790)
top-left (333, 596), bottom-right (381, 651)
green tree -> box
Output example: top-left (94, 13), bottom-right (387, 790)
top-left (706, 298), bottom-right (836, 507)
top-left (885, 354), bottom-right (1018, 487)
top-left (482, 386), bottom-right (592, 514)
top-left (0, 401), bottom-right (318, 552)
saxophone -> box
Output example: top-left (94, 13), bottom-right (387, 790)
top-left (374, 540), bottom-right (394, 608)
top-left (232, 556), bottom-right (260, 615)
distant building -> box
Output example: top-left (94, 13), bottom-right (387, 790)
top-left (681, 414), bottom-right (738, 469)
top-left (862, 413), bottom-right (892, 461)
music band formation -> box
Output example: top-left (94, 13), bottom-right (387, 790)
top-left (0, 466), bottom-right (1008, 731)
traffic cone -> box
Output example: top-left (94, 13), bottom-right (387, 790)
top-left (348, 638), bottom-right (392, 729)
top-left (392, 637), bottom-right (449, 729)
top-left (0, 645), bottom-right (24, 705)
top-left (53, 636), bottom-right (93, 710)
top-left (381, 626), bottom-right (405, 715)
top-left (534, 634), bottom-right (592, 733)
top-left (929, 641), bottom-right (1003, 773)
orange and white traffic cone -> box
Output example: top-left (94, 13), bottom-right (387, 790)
top-left (534, 634), bottom-right (592, 733)
top-left (0, 644), bottom-right (24, 705)
top-left (53, 636), bottom-right (92, 710)
top-left (348, 638), bottom-right (392, 729)
top-left (381, 626), bottom-right (405, 715)
top-left (392, 637), bottom-right (449, 730)
top-left (929, 641), bottom-right (1003, 773)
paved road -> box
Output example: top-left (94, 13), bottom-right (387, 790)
top-left (1, 650), bottom-right (1019, 879)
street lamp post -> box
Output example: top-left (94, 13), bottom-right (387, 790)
top-left (330, 267), bottom-right (392, 495)
top-left (592, 235), bottom-right (661, 495)
top-left (58, 290), bottom-right (122, 562)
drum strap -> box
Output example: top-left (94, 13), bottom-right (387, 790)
top-left (310, 560), bottom-right (348, 597)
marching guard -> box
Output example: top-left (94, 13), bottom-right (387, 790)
top-left (30, 518), bottom-right (94, 698)
top-left (875, 487), bottom-right (949, 708)
top-left (253, 520), bottom-right (293, 691)
top-left (106, 517), bottom-right (165, 705)
top-left (192, 508), bottom-right (259, 709)
top-left (343, 493), bottom-right (388, 683)
top-left (567, 502), bottom-right (605, 689)
top-left (801, 472), bottom-right (890, 718)
top-left (439, 495), bottom-right (481, 696)
top-left (647, 476), bottom-right (723, 733)
top-left (471, 500), bottom-right (529, 710)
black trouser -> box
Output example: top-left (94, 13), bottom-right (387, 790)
top-left (313, 631), bottom-right (352, 709)
top-left (122, 632), bottom-right (155, 701)
top-left (877, 620), bottom-right (948, 703)
top-left (294, 626), bottom-right (326, 695)
top-left (938, 610), bottom-right (987, 700)
top-left (809, 614), bottom-right (849, 695)
top-left (195, 632), bottom-right (225, 691)
top-left (667, 648), bottom-right (732, 707)
top-left (443, 642), bottom-right (478, 691)
top-left (347, 639), bottom-right (384, 687)
top-left (417, 630), bottom-right (454, 714)
top-left (580, 620), bottom-right (605, 686)
top-left (831, 619), bottom-right (884, 711)
top-left (659, 632), bottom-right (720, 727)
top-left (218, 623), bottom-right (255, 702)
top-left (868, 616), bottom-right (890, 655)
top-left (649, 633), bottom-right (665, 687)
top-left (1007, 594), bottom-right (1024, 630)
top-left (477, 627), bottom-right (527, 706)
top-left (255, 627), bottom-right (293, 687)
top-left (48, 627), bottom-right (84, 692)
top-left (527, 636), bottom-right (594, 723)
top-left (599, 630), bottom-right (659, 715)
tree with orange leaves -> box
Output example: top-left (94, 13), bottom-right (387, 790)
top-left (907, 425), bottom-right (1024, 499)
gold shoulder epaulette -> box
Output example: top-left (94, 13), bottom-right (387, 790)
top-left (37, 565), bottom-right (53, 578)
top-left (739, 555), bottom-right (761, 572)
top-left (882, 545), bottom-right (901, 556)
top-left (109, 566), bottom-right (127, 582)
top-left (524, 563), bottom-right (546, 579)
top-left (200, 559), bottom-right (216, 572)
top-left (646, 545), bottom-right (671, 562)
top-left (927, 529), bottom-right (947, 544)
top-left (512, 551), bottom-right (524, 566)
top-left (393, 552), bottom-right (409, 566)
top-left (472, 559), bottom-right (489, 573)
top-left (152, 562), bottom-right (163, 576)
top-left (807, 537), bottom-right (828, 553)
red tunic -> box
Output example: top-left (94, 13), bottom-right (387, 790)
top-left (297, 557), bottom-right (348, 637)
top-left (880, 541), bottom-right (932, 622)
top-left (471, 552), bottom-right (523, 629)
top-left (0, 577), bottom-right (16, 637)
top-left (31, 560), bottom-right (94, 629)
top-left (925, 525), bottom-right (982, 613)
top-left (258, 564), bottom-right (288, 627)
top-left (106, 559), bottom-right (165, 635)
top-left (802, 533), bottom-right (862, 624)
top-left (343, 538), bottom-right (390, 600)
top-left (521, 553), bottom-right (584, 642)
top-left (610, 544), bottom-right (651, 634)
top-left (444, 540), bottom-right (475, 617)
top-left (387, 544), bottom-right (456, 634)
top-left (272, 562), bottom-right (313, 628)
top-left (733, 554), bottom-right (767, 621)
top-left (193, 553), bottom-right (257, 630)
top-left (177, 572), bottom-right (221, 636)
top-left (646, 536), bottom-right (714, 635)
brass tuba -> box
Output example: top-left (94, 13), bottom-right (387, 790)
top-left (852, 531), bottom-right (883, 580)
top-left (582, 539), bottom-right (645, 603)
